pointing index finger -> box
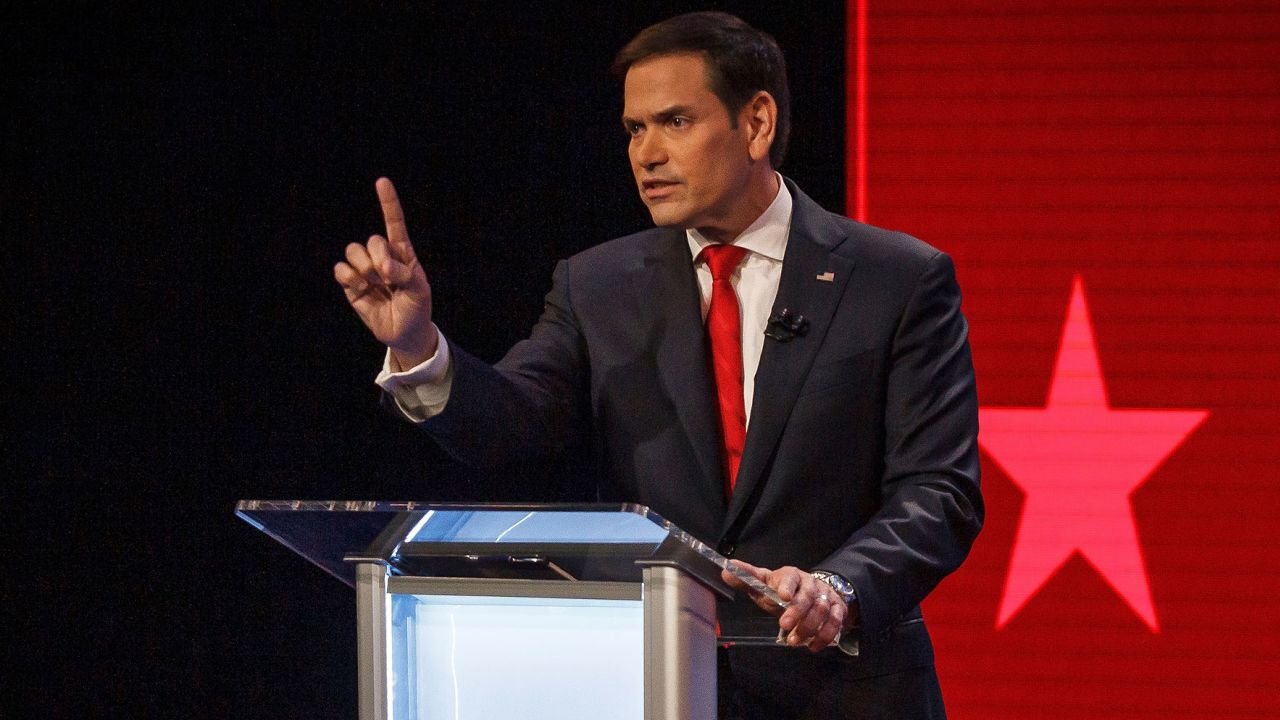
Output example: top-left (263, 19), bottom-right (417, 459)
top-left (375, 177), bottom-right (414, 259)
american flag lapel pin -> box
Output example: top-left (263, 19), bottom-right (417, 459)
top-left (816, 271), bottom-right (835, 282)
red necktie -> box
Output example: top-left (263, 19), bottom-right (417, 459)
top-left (698, 243), bottom-right (750, 496)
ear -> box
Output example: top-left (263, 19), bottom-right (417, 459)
top-left (742, 91), bottom-right (778, 165)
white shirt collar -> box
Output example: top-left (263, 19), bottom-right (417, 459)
top-left (686, 173), bottom-right (792, 263)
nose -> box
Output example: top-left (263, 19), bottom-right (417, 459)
top-left (632, 130), bottom-right (667, 171)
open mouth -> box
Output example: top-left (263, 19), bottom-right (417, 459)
top-left (642, 179), bottom-right (678, 200)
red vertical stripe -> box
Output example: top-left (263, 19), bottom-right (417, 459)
top-left (846, 0), bottom-right (868, 222)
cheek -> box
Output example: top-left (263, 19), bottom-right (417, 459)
top-left (703, 137), bottom-right (741, 174)
top-left (679, 147), bottom-right (717, 188)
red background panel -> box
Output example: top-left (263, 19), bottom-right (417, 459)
top-left (848, 1), bottom-right (1280, 717)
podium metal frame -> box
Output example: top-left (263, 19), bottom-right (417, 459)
top-left (236, 501), bottom-right (768, 720)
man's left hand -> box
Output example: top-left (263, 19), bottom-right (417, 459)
top-left (721, 560), bottom-right (849, 653)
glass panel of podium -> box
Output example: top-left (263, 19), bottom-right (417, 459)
top-left (237, 501), bottom-right (784, 720)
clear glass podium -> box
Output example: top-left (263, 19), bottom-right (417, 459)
top-left (237, 501), bottom-right (784, 720)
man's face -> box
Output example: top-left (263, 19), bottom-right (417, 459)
top-left (622, 53), bottom-right (757, 237)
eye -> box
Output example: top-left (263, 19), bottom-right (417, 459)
top-left (625, 122), bottom-right (643, 137)
top-left (669, 116), bottom-right (688, 128)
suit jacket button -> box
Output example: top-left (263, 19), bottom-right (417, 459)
top-left (720, 543), bottom-right (735, 557)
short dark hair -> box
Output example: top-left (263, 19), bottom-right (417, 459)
top-left (612, 11), bottom-right (791, 168)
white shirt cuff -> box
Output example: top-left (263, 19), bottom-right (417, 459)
top-left (374, 325), bottom-right (454, 421)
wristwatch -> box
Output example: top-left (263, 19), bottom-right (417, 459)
top-left (810, 570), bottom-right (860, 629)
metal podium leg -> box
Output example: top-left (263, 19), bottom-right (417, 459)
top-left (643, 565), bottom-right (718, 720)
top-left (355, 562), bottom-right (389, 720)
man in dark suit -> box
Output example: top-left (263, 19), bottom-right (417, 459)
top-left (334, 12), bottom-right (981, 719)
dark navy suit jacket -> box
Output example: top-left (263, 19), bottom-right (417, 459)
top-left (417, 179), bottom-right (983, 718)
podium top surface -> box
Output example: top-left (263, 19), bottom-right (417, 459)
top-left (235, 501), bottom-right (773, 601)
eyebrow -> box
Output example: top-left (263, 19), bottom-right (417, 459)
top-left (621, 104), bottom-right (696, 126)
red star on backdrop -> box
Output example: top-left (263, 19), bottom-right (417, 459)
top-left (978, 276), bottom-right (1208, 631)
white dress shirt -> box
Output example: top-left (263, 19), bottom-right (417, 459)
top-left (377, 175), bottom-right (793, 426)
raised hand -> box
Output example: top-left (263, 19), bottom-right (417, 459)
top-left (334, 178), bottom-right (439, 368)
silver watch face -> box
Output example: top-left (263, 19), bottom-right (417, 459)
top-left (816, 572), bottom-right (856, 603)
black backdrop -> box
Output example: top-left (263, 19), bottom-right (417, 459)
top-left (10, 2), bottom-right (844, 717)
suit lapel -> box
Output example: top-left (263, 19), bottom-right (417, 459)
top-left (632, 230), bottom-right (728, 517)
top-left (722, 184), bottom-right (855, 538)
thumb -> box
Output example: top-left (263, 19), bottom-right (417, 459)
top-left (729, 559), bottom-right (768, 581)
top-left (722, 559), bottom-right (770, 590)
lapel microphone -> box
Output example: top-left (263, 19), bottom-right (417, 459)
top-left (765, 308), bottom-right (809, 342)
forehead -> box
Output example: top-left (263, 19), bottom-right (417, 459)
top-left (622, 52), bottom-right (719, 115)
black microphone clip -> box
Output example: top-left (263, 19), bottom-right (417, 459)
top-left (764, 308), bottom-right (809, 342)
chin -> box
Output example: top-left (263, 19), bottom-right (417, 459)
top-left (645, 204), bottom-right (691, 229)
